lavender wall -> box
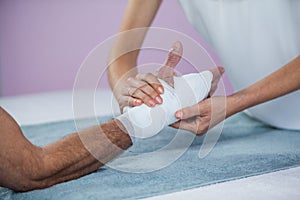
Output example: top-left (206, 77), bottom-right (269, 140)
top-left (0, 0), bottom-right (232, 97)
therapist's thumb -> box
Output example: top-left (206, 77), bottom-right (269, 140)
top-left (175, 103), bottom-right (200, 120)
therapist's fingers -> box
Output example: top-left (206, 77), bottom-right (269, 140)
top-left (171, 100), bottom-right (208, 135)
top-left (170, 117), bottom-right (209, 136)
top-left (157, 41), bottom-right (183, 88)
top-left (136, 73), bottom-right (164, 96)
top-left (171, 101), bottom-right (210, 135)
top-left (175, 103), bottom-right (201, 120)
top-left (118, 41), bottom-right (183, 110)
top-left (130, 88), bottom-right (157, 107)
top-left (118, 95), bottom-right (143, 111)
top-left (171, 96), bottom-right (227, 135)
top-left (173, 66), bottom-right (225, 119)
top-left (126, 74), bottom-right (163, 106)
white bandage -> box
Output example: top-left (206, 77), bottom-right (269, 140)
top-left (116, 71), bottom-right (213, 140)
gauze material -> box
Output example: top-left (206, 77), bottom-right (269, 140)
top-left (117, 71), bottom-right (213, 139)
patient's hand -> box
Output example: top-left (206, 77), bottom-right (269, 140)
top-left (118, 40), bottom-right (225, 137)
top-left (117, 41), bottom-right (183, 112)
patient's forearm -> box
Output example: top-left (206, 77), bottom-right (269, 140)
top-left (227, 55), bottom-right (300, 117)
top-left (38, 120), bottom-right (131, 186)
top-left (0, 108), bottom-right (132, 191)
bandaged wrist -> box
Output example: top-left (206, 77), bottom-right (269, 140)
top-left (116, 71), bottom-right (213, 140)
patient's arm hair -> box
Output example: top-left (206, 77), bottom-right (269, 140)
top-left (0, 107), bottom-right (132, 192)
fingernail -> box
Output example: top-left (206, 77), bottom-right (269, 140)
top-left (218, 67), bottom-right (225, 74)
top-left (136, 99), bottom-right (142, 104)
top-left (149, 100), bottom-right (156, 107)
top-left (171, 41), bottom-right (181, 53)
top-left (158, 87), bottom-right (164, 94)
top-left (155, 96), bottom-right (162, 104)
top-left (176, 111), bottom-right (183, 119)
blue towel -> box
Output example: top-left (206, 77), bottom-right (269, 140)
top-left (1, 113), bottom-right (300, 200)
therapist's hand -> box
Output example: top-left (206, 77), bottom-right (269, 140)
top-left (171, 96), bottom-right (227, 135)
top-left (117, 41), bottom-right (183, 112)
top-left (171, 67), bottom-right (226, 135)
top-left (118, 73), bottom-right (164, 110)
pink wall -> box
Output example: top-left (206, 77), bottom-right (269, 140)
top-left (0, 0), bottom-right (232, 97)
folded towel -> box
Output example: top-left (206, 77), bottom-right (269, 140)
top-left (1, 113), bottom-right (300, 200)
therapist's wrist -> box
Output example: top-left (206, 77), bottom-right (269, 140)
top-left (108, 66), bottom-right (132, 91)
top-left (226, 90), bottom-right (250, 117)
top-left (108, 62), bottom-right (136, 94)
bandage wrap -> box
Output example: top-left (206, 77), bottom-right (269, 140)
top-left (117, 71), bottom-right (213, 140)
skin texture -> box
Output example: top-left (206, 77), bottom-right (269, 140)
top-left (0, 107), bottom-right (132, 192)
top-left (108, 0), bottom-right (163, 112)
top-left (113, 41), bottom-right (184, 112)
top-left (0, 40), bottom-right (180, 192)
top-left (172, 55), bottom-right (300, 135)
top-left (108, 0), bottom-right (300, 135)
